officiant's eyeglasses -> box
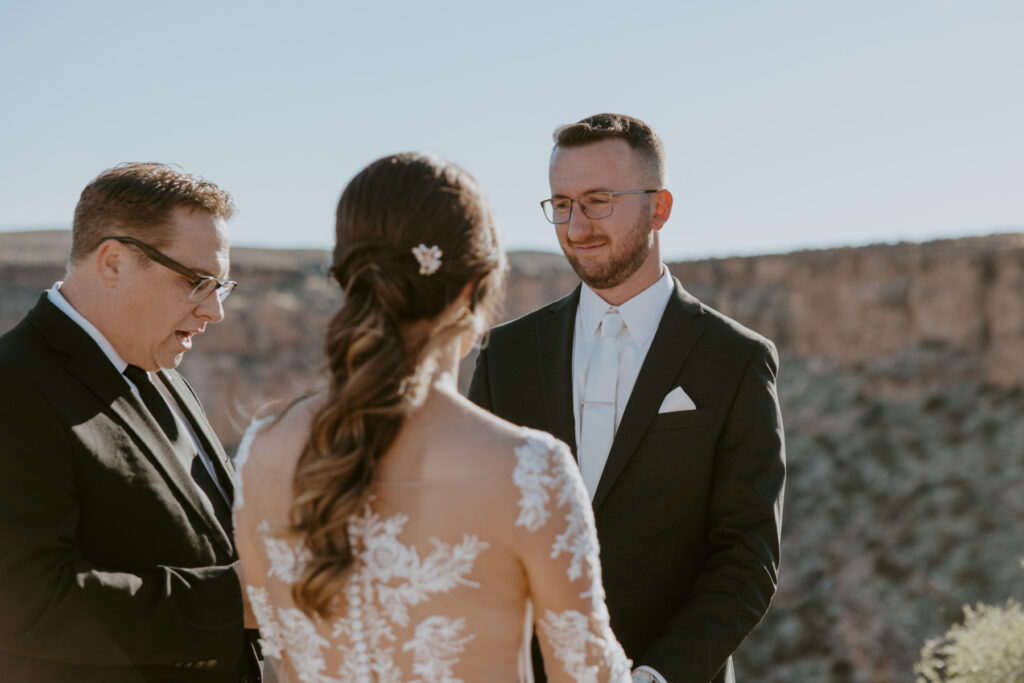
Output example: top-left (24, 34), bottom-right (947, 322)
top-left (101, 236), bottom-right (238, 302)
top-left (540, 190), bottom-right (660, 224)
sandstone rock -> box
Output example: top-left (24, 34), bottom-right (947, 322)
top-left (3, 229), bottom-right (1024, 682)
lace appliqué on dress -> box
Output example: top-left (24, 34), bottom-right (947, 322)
top-left (513, 432), bottom-right (600, 591)
top-left (350, 509), bottom-right (488, 629)
top-left (403, 616), bottom-right (474, 682)
top-left (539, 609), bottom-right (633, 683)
top-left (248, 505), bottom-right (488, 683)
top-left (259, 520), bottom-right (312, 583)
top-left (514, 432), bottom-right (632, 682)
top-left (247, 585), bottom-right (331, 681)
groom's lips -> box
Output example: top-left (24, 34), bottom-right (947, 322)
top-left (571, 240), bottom-right (608, 255)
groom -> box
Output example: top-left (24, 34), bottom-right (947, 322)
top-left (469, 113), bottom-right (785, 683)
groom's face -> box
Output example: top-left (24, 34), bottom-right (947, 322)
top-left (548, 138), bottom-right (659, 292)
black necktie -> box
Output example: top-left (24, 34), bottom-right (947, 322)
top-left (123, 365), bottom-right (233, 531)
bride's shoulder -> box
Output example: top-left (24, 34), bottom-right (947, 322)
top-left (509, 427), bottom-right (572, 462)
top-left (236, 393), bottom-right (326, 476)
top-left (423, 393), bottom-right (567, 476)
top-left (463, 406), bottom-right (572, 472)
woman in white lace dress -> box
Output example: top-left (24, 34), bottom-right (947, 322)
top-left (233, 153), bottom-right (631, 683)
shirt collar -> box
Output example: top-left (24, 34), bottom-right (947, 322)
top-left (578, 266), bottom-right (674, 346)
top-left (47, 282), bottom-right (130, 375)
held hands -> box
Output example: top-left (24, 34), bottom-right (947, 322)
top-left (232, 561), bottom-right (259, 629)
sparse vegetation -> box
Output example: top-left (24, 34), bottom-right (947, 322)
top-left (915, 593), bottom-right (1024, 682)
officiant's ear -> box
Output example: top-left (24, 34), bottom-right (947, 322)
top-left (94, 238), bottom-right (126, 289)
top-left (652, 189), bottom-right (674, 232)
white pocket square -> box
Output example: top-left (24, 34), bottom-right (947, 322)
top-left (658, 386), bottom-right (697, 413)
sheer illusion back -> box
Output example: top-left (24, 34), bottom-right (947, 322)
top-left (234, 417), bottom-right (631, 683)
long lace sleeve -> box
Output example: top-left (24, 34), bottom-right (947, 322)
top-left (511, 431), bottom-right (632, 683)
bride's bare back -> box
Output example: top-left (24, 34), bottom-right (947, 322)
top-left (234, 381), bottom-right (631, 683)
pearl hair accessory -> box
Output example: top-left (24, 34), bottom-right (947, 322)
top-left (411, 244), bottom-right (443, 275)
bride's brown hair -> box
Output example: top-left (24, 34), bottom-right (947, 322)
top-left (290, 152), bottom-right (505, 616)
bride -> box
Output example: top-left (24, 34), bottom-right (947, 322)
top-left (233, 152), bottom-right (631, 682)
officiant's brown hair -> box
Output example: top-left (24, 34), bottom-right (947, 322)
top-left (70, 162), bottom-right (234, 262)
top-left (290, 152), bottom-right (506, 617)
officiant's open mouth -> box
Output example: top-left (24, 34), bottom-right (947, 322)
top-left (174, 329), bottom-right (203, 349)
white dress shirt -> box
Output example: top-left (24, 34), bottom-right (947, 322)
top-left (572, 267), bottom-right (675, 449)
top-left (570, 269), bottom-right (674, 683)
top-left (46, 283), bottom-right (228, 504)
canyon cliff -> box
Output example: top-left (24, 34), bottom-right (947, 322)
top-left (2, 230), bottom-right (1022, 682)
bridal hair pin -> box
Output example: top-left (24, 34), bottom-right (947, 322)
top-left (411, 244), bottom-right (443, 276)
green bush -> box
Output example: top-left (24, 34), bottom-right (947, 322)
top-left (915, 598), bottom-right (1024, 682)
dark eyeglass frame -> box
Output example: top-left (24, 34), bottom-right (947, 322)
top-left (100, 236), bottom-right (238, 302)
top-left (539, 189), bottom-right (661, 225)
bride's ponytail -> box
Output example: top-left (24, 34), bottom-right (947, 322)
top-left (289, 153), bottom-right (505, 616)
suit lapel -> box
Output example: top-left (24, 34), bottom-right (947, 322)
top-left (29, 297), bottom-right (234, 554)
top-left (158, 371), bottom-right (235, 505)
top-left (592, 280), bottom-right (706, 511)
top-left (536, 287), bottom-right (580, 456)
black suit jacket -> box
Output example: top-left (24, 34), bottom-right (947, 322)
top-left (469, 279), bottom-right (785, 683)
top-left (0, 295), bottom-right (260, 682)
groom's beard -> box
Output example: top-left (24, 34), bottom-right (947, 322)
top-left (561, 211), bottom-right (654, 291)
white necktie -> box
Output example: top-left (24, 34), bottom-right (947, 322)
top-left (579, 310), bottom-right (623, 499)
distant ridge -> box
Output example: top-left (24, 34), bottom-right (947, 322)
top-left (2, 228), bottom-right (1022, 265)
top-left (3, 225), bottom-right (1024, 682)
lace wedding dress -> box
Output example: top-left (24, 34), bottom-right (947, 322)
top-left (234, 422), bottom-right (631, 683)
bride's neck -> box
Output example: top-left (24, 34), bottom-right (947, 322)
top-left (431, 336), bottom-right (461, 389)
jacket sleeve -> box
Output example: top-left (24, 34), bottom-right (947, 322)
top-left (511, 433), bottom-right (632, 683)
top-left (0, 377), bottom-right (246, 670)
top-left (642, 340), bottom-right (786, 682)
top-left (467, 346), bottom-right (493, 411)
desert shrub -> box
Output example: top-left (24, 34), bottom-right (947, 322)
top-left (915, 598), bottom-right (1024, 682)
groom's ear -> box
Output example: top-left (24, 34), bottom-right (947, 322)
top-left (652, 189), bottom-right (673, 231)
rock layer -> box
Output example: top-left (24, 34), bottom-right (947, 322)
top-left (2, 229), bottom-right (1022, 682)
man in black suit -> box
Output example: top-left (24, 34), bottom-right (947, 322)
top-left (0, 163), bottom-right (261, 682)
top-left (469, 114), bottom-right (785, 683)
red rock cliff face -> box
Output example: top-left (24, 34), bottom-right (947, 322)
top-left (3, 230), bottom-right (1023, 439)
top-left (3, 230), bottom-right (1023, 682)
top-left (672, 233), bottom-right (1024, 389)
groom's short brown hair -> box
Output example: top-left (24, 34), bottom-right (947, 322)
top-left (552, 113), bottom-right (666, 185)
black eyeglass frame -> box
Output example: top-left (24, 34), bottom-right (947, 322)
top-left (539, 189), bottom-right (661, 225)
top-left (100, 236), bottom-right (238, 302)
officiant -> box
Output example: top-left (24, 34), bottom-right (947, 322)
top-left (0, 163), bottom-right (261, 682)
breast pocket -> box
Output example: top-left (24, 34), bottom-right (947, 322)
top-left (630, 408), bottom-right (718, 526)
top-left (647, 407), bottom-right (715, 432)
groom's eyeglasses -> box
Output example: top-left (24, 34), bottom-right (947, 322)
top-left (100, 236), bottom-right (238, 302)
top-left (540, 190), bottom-right (660, 224)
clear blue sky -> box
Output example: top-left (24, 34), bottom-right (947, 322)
top-left (1, 0), bottom-right (1021, 259)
